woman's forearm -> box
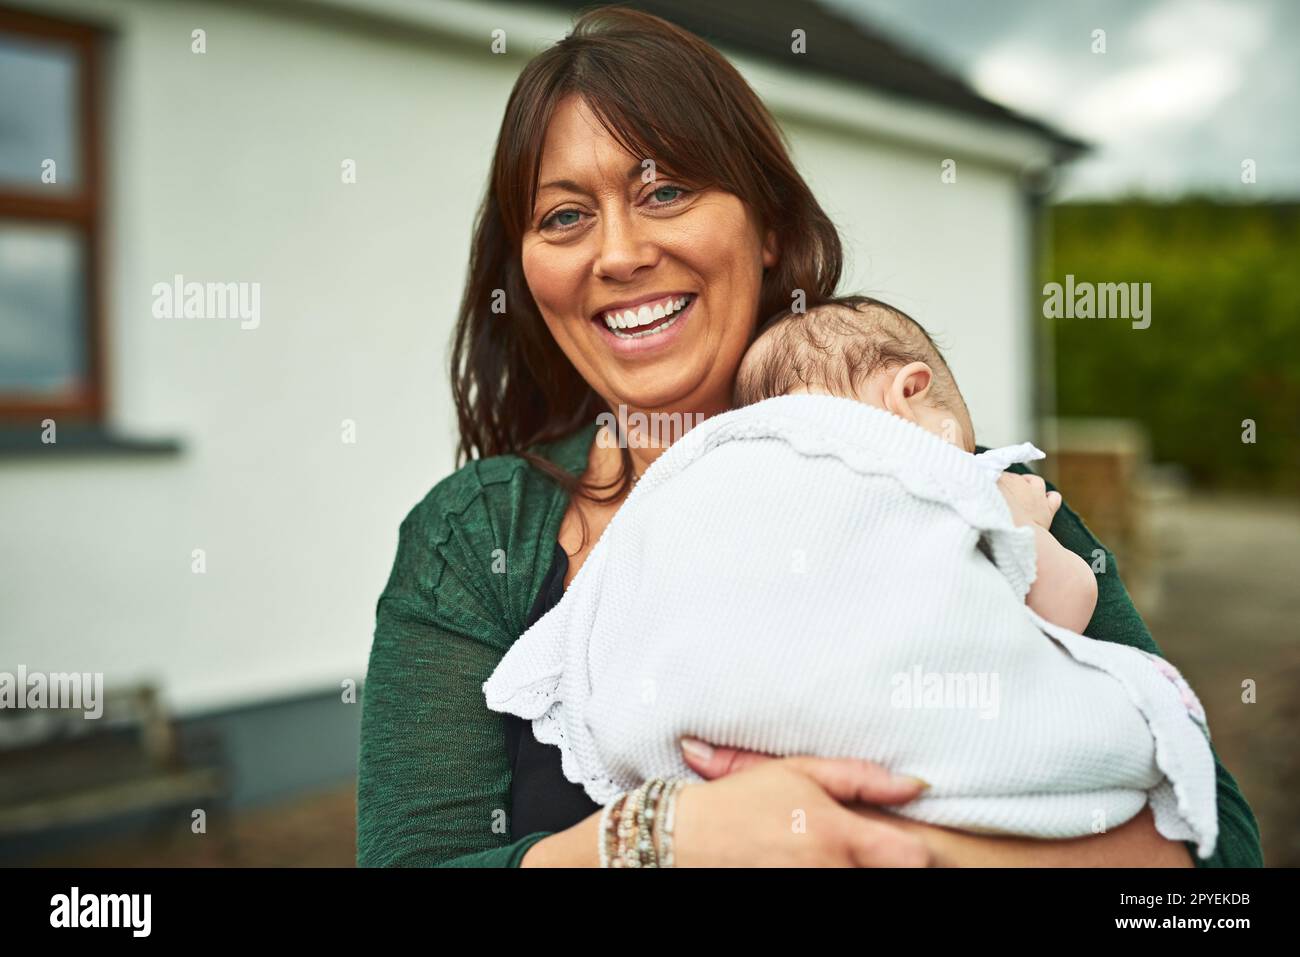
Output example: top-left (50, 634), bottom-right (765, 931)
top-left (852, 804), bottom-right (1194, 867)
top-left (519, 812), bottom-right (602, 867)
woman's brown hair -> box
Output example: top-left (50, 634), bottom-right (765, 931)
top-left (451, 4), bottom-right (843, 504)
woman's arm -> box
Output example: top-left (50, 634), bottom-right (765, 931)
top-left (525, 755), bottom-right (937, 867)
top-left (1006, 462), bottom-right (1264, 868)
top-left (358, 594), bottom-right (550, 867)
top-left (357, 473), bottom-right (553, 867)
top-left (851, 804), bottom-right (1190, 866)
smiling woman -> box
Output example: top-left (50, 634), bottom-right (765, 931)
top-left (521, 94), bottom-right (775, 453)
top-left (357, 5), bottom-right (1262, 869)
top-left (451, 9), bottom-right (843, 513)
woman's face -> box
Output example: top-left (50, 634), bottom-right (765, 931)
top-left (521, 95), bottom-right (778, 417)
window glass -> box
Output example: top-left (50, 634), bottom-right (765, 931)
top-left (0, 221), bottom-right (86, 395)
top-left (0, 34), bottom-right (81, 193)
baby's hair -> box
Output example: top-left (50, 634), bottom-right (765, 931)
top-left (733, 295), bottom-right (972, 438)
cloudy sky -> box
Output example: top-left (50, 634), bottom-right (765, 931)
top-left (826, 0), bottom-right (1300, 200)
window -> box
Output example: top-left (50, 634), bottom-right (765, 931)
top-left (0, 7), bottom-right (101, 424)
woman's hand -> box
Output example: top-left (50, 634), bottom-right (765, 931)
top-left (671, 737), bottom-right (933, 867)
top-left (519, 743), bottom-right (930, 868)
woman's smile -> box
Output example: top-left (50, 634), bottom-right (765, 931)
top-left (592, 292), bottom-right (698, 355)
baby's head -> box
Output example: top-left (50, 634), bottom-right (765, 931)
top-left (733, 296), bottom-right (976, 452)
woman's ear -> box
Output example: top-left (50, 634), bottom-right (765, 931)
top-left (761, 228), bottom-right (779, 269)
top-left (883, 362), bottom-right (933, 422)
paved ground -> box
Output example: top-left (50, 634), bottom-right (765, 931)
top-left (1141, 493), bottom-right (1300, 867)
top-left (32, 782), bottom-right (357, 867)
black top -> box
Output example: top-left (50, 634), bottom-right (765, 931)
top-left (504, 541), bottom-right (603, 838)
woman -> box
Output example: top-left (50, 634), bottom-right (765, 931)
top-left (357, 7), bottom-right (1261, 867)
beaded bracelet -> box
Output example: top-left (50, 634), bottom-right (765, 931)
top-left (610, 786), bottom-right (634, 867)
top-left (636, 778), bottom-right (666, 867)
top-left (599, 777), bottom-right (685, 868)
top-left (657, 779), bottom-right (686, 867)
top-left (598, 791), bottom-right (628, 868)
top-left (617, 780), bottom-right (650, 867)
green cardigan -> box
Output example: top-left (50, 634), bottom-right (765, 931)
top-left (357, 421), bottom-right (1263, 868)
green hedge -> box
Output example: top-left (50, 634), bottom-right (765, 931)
top-left (1048, 199), bottom-right (1300, 495)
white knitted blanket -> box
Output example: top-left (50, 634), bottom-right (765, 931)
top-left (483, 395), bottom-right (1218, 858)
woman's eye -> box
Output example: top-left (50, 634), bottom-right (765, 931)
top-left (649, 185), bottom-right (686, 204)
top-left (542, 209), bottom-right (582, 230)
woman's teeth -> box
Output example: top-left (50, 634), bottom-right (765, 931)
top-left (602, 295), bottom-right (693, 338)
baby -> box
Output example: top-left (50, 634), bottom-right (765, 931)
top-left (485, 296), bottom-right (1218, 857)
top-left (734, 296), bottom-right (1099, 636)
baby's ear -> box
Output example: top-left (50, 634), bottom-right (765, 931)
top-left (883, 362), bottom-right (933, 420)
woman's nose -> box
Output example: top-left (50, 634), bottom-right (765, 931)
top-left (592, 209), bottom-right (659, 281)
